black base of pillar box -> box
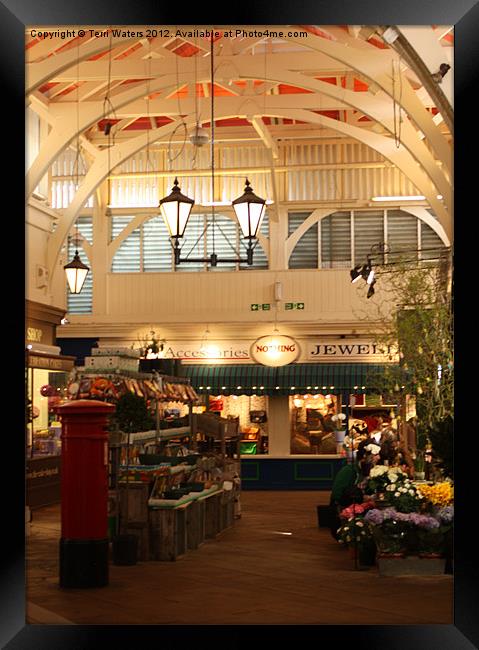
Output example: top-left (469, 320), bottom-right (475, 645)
top-left (59, 538), bottom-right (109, 588)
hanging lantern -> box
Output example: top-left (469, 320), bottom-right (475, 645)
top-left (159, 177), bottom-right (195, 238)
top-left (64, 250), bottom-right (89, 294)
top-left (232, 179), bottom-right (266, 239)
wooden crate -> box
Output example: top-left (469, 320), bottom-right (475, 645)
top-left (203, 490), bottom-right (223, 539)
top-left (186, 499), bottom-right (205, 550)
top-left (220, 489), bottom-right (235, 531)
top-left (149, 504), bottom-right (189, 561)
top-left (119, 482), bottom-right (149, 525)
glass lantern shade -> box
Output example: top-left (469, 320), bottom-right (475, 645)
top-left (159, 178), bottom-right (195, 238)
top-left (64, 250), bottom-right (89, 294)
top-left (232, 179), bottom-right (266, 239)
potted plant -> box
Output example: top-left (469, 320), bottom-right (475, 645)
top-left (366, 464), bottom-right (408, 502)
top-left (337, 513), bottom-right (377, 567)
top-left (364, 508), bottom-right (410, 557)
top-left (331, 413), bottom-right (347, 443)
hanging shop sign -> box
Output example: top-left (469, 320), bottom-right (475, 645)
top-left (250, 334), bottom-right (301, 367)
top-left (304, 340), bottom-right (398, 363)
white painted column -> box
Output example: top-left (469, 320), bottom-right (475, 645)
top-left (267, 395), bottom-right (291, 456)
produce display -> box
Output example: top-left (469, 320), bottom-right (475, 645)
top-left (67, 371), bottom-right (198, 403)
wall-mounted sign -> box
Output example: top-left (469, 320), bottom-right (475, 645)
top-left (285, 302), bottom-right (305, 310)
top-left (26, 327), bottom-right (43, 342)
top-left (27, 353), bottom-right (75, 371)
top-left (251, 303), bottom-right (271, 311)
top-left (127, 337), bottom-right (397, 365)
top-left (162, 341), bottom-right (250, 361)
top-left (250, 334), bottom-right (301, 367)
top-left (305, 340), bottom-right (398, 363)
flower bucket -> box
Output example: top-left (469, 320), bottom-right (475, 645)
top-left (335, 430), bottom-right (346, 444)
top-left (358, 542), bottom-right (377, 567)
top-left (345, 449), bottom-right (356, 461)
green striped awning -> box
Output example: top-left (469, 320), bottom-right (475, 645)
top-left (182, 363), bottom-right (394, 395)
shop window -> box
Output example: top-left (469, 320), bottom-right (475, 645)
top-left (27, 367), bottom-right (69, 457)
top-left (290, 393), bottom-right (341, 455)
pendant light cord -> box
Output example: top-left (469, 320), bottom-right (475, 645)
top-left (210, 32), bottom-right (216, 257)
top-left (73, 37), bottom-right (81, 251)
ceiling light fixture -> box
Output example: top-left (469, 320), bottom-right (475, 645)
top-left (158, 33), bottom-right (267, 267)
top-left (64, 248), bottom-right (90, 294)
top-left (371, 195), bottom-right (426, 201)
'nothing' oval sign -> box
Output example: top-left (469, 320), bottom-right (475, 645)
top-left (250, 334), bottom-right (301, 367)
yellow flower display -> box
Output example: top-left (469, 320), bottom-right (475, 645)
top-left (416, 481), bottom-right (454, 507)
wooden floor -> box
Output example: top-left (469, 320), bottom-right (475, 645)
top-left (26, 491), bottom-right (453, 625)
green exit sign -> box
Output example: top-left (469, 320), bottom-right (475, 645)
top-left (285, 302), bottom-right (305, 310)
top-left (251, 303), bottom-right (271, 311)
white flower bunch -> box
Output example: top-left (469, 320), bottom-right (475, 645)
top-left (370, 465), bottom-right (388, 478)
top-left (331, 413), bottom-right (346, 422)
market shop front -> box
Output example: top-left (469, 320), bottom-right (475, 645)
top-left (26, 300), bottom-right (76, 508)
top-left (180, 335), bottom-right (399, 490)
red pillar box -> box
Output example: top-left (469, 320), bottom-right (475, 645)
top-left (55, 399), bottom-right (115, 588)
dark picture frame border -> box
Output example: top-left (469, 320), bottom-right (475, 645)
top-left (3, 0), bottom-right (477, 647)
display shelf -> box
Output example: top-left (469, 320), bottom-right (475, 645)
top-left (129, 427), bottom-right (191, 443)
top-left (119, 463), bottom-right (196, 475)
top-left (148, 484), bottom-right (220, 508)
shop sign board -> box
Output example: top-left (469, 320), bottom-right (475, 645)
top-left (154, 338), bottom-right (397, 364)
top-left (304, 340), bottom-right (398, 363)
top-left (27, 353), bottom-right (75, 371)
top-left (162, 341), bottom-right (250, 361)
top-left (250, 334), bottom-right (301, 367)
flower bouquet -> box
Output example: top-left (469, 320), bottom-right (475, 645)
top-left (339, 500), bottom-right (375, 520)
top-left (416, 481), bottom-right (454, 508)
top-left (367, 465), bottom-right (408, 494)
top-left (383, 477), bottom-right (425, 513)
top-left (336, 514), bottom-right (376, 566)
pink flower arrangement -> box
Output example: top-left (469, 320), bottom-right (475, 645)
top-left (339, 500), bottom-right (375, 520)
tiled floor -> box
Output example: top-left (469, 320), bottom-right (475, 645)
top-left (26, 491), bottom-right (453, 625)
